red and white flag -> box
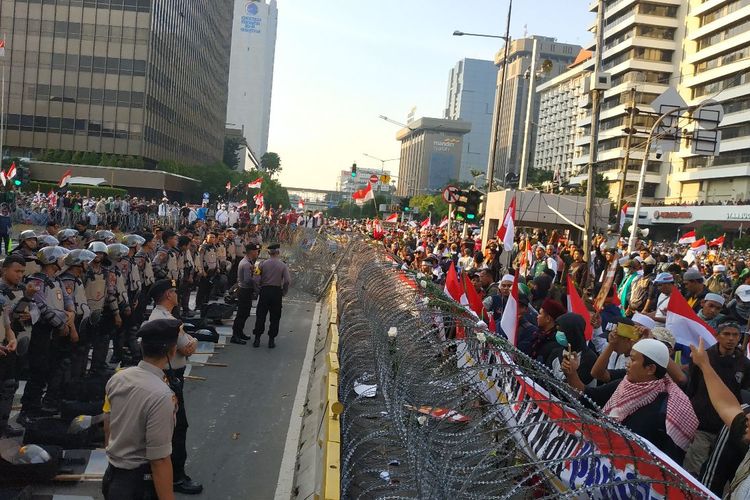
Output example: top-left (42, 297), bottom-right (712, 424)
top-left (225, 181), bottom-right (231, 191)
top-left (298, 198), bottom-right (305, 210)
top-left (238, 199), bottom-right (248, 208)
top-left (384, 213), bottom-right (399, 223)
top-left (59, 168), bottom-right (72, 188)
top-left (0, 39), bottom-right (5, 58)
top-left (463, 272), bottom-right (495, 332)
top-left (709, 235), bottom-right (725, 247)
top-left (438, 216), bottom-right (449, 229)
top-left (495, 197), bottom-right (516, 251)
top-left (47, 190), bottom-right (58, 207)
top-left (519, 246), bottom-right (532, 277)
top-left (420, 216), bottom-right (431, 229)
top-left (0, 171), bottom-right (6, 187)
top-left (6, 162), bottom-right (17, 180)
top-left (619, 203), bottom-right (629, 231)
top-left (253, 193), bottom-right (264, 209)
top-left (690, 238), bottom-right (707, 255)
top-left (678, 230), bottom-right (696, 244)
top-left (247, 177), bottom-right (263, 189)
top-left (566, 275), bottom-right (593, 341)
top-left (666, 289), bottom-right (716, 347)
top-left (352, 183), bottom-right (374, 205)
top-left (372, 219), bottom-right (384, 240)
top-left (443, 262), bottom-right (467, 305)
top-left (500, 273), bottom-right (519, 345)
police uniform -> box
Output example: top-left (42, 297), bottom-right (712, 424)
top-left (10, 247), bottom-right (40, 277)
top-left (59, 269), bottom-right (92, 378)
top-left (252, 244), bottom-right (291, 348)
top-left (108, 258), bottom-right (133, 364)
top-left (84, 262), bottom-right (120, 373)
top-left (133, 246), bottom-right (155, 327)
top-left (152, 246), bottom-right (179, 283)
top-left (0, 288), bottom-right (18, 436)
top-left (178, 246), bottom-right (195, 316)
top-left (195, 242), bottom-right (218, 309)
top-left (102, 320), bottom-right (179, 499)
top-left (231, 244), bottom-right (260, 343)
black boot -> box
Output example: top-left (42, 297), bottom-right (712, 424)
top-left (0, 379), bottom-right (21, 437)
top-left (229, 336), bottom-right (247, 345)
top-left (252, 336), bottom-right (261, 348)
top-left (268, 338), bottom-right (275, 349)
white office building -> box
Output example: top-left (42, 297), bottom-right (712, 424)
top-left (226, 0), bottom-right (278, 160)
top-left (444, 58), bottom-right (497, 183)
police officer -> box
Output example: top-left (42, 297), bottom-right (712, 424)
top-left (252, 243), bottom-right (291, 348)
top-left (153, 230), bottom-right (179, 283)
top-left (60, 249), bottom-right (96, 378)
top-left (133, 233), bottom-right (156, 323)
top-left (10, 230), bottom-right (40, 277)
top-left (0, 256), bottom-right (22, 437)
top-left (176, 236), bottom-right (195, 318)
top-left (17, 246), bottom-right (75, 423)
top-left (84, 241), bottom-right (120, 374)
top-left (107, 243), bottom-right (133, 365)
top-left (195, 232), bottom-right (219, 310)
top-left (231, 243), bottom-right (261, 345)
top-left (102, 318), bottom-right (180, 500)
top-left (146, 280), bottom-right (202, 495)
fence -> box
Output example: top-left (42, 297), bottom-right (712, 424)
top-left (333, 238), bottom-right (715, 499)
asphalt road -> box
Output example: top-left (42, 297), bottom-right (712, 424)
top-left (25, 288), bottom-right (317, 500)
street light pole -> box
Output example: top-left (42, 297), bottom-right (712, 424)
top-left (518, 37), bottom-right (539, 188)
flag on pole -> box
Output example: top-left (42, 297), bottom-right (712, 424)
top-left (678, 230), bottom-right (696, 244)
top-left (247, 177), bottom-right (263, 189)
top-left (462, 272), bottom-right (495, 331)
top-left (238, 199), bottom-right (248, 208)
top-left (0, 171), bottom-right (6, 187)
top-left (690, 238), bottom-right (707, 255)
top-left (619, 203), bottom-right (629, 231)
top-left (566, 275), bottom-right (593, 341)
top-left (352, 183), bottom-right (374, 205)
top-left (709, 235), bottom-right (725, 247)
top-left (372, 219), bottom-right (384, 240)
top-left (47, 190), bottom-right (58, 207)
top-left (6, 162), bottom-right (17, 180)
top-left (443, 262), bottom-right (467, 305)
top-left (59, 168), bottom-right (73, 188)
top-left (253, 193), bottom-right (264, 209)
top-left (665, 289), bottom-right (717, 348)
top-left (438, 216), bottom-right (449, 229)
top-left (298, 198), bottom-right (305, 210)
top-left (384, 213), bottom-right (399, 223)
top-left (0, 39), bottom-right (5, 58)
top-left (500, 273), bottom-right (519, 345)
top-left (420, 216), bottom-right (431, 229)
top-left (225, 181), bottom-right (231, 191)
top-left (495, 197), bottom-right (516, 251)
top-left (162, 189), bottom-right (168, 198)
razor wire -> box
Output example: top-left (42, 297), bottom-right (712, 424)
top-left (334, 239), bottom-right (714, 500)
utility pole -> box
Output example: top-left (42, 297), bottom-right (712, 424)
top-left (518, 37), bottom-right (539, 189)
top-left (616, 86), bottom-right (637, 212)
top-left (485, 0), bottom-right (513, 195)
top-left (582, 0), bottom-right (605, 262)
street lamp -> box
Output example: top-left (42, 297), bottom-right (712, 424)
top-left (453, 30), bottom-right (508, 40)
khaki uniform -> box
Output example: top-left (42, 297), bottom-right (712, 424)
top-left (10, 247), bottom-right (40, 277)
top-left (134, 250), bottom-right (155, 289)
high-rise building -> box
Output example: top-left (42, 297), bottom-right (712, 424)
top-left (444, 58), bottom-right (497, 183)
top-left (0, 0), bottom-right (233, 166)
top-left (395, 117), bottom-right (471, 197)
top-left (226, 0), bottom-right (278, 159)
top-left (493, 36), bottom-right (581, 182)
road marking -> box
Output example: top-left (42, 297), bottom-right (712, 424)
top-left (274, 301), bottom-right (321, 500)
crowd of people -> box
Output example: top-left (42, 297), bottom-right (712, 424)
top-left (368, 220), bottom-right (750, 497)
top-left (0, 202), bottom-right (312, 497)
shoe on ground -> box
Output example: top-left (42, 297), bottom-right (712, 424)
top-left (173, 476), bottom-right (203, 494)
top-left (252, 336), bottom-right (261, 348)
top-left (239, 334), bottom-right (252, 341)
top-left (268, 338), bottom-right (275, 349)
top-left (229, 336), bottom-right (247, 345)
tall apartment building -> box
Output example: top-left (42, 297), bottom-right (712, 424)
top-left (0, 0), bottom-right (233, 166)
top-left (226, 0), bottom-right (278, 158)
top-left (493, 36), bottom-right (581, 183)
top-left (534, 50), bottom-right (592, 181)
top-left (444, 58), bottom-right (497, 183)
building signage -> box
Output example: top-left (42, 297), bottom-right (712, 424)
top-left (653, 211), bottom-right (692, 220)
top-left (240, 1), bottom-right (262, 33)
top-left (631, 205), bottom-right (750, 224)
top-left (432, 138), bottom-right (458, 153)
top-left (727, 212), bottom-right (750, 220)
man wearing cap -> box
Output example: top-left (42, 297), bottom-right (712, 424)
top-left (707, 264), bottom-right (731, 297)
top-left (252, 243), bottom-right (291, 348)
top-left (576, 338), bottom-right (698, 462)
top-left (698, 293), bottom-right (726, 330)
top-left (231, 243), bottom-right (261, 345)
top-left (102, 319), bottom-right (180, 499)
top-left (684, 268), bottom-right (709, 313)
top-left (146, 280), bottom-right (202, 495)
top-left (684, 321), bottom-right (750, 477)
top-left (647, 272), bottom-right (675, 324)
top-left (529, 298), bottom-right (566, 363)
top-left (484, 274), bottom-right (514, 331)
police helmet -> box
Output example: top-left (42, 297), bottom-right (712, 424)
top-left (107, 243), bottom-right (129, 260)
top-left (88, 241), bottom-right (108, 254)
top-left (64, 249), bottom-right (96, 267)
top-left (11, 445), bottom-right (51, 465)
top-left (37, 235), bottom-right (59, 248)
top-left (122, 234), bottom-right (146, 248)
top-left (36, 246), bottom-right (69, 265)
top-left (94, 230), bottom-right (116, 243)
top-left (19, 230), bottom-right (36, 241)
top-left (56, 228), bottom-right (79, 243)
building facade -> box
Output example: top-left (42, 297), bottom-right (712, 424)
top-left (444, 58), bottom-right (497, 183)
top-left (395, 117), bottom-right (471, 197)
top-left (226, 0), bottom-right (278, 159)
top-left (534, 50), bottom-right (592, 182)
top-left (0, 0), bottom-right (233, 167)
top-left (493, 36), bottom-right (581, 183)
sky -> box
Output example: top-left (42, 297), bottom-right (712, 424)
top-left (268, 0), bottom-right (592, 191)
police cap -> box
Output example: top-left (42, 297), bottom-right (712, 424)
top-left (246, 243), bottom-right (261, 252)
top-left (136, 318), bottom-right (180, 345)
top-left (268, 243), bottom-right (281, 251)
top-left (149, 279), bottom-right (176, 302)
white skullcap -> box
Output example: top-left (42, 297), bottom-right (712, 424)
top-left (501, 274), bottom-right (515, 283)
top-left (632, 312), bottom-right (656, 331)
top-left (632, 339), bottom-right (669, 369)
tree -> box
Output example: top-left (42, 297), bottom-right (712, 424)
top-left (409, 194), bottom-right (448, 219)
top-left (696, 223), bottom-right (723, 241)
top-left (260, 152), bottom-right (281, 177)
top-left (580, 173), bottom-right (610, 199)
top-left (527, 167), bottom-right (553, 185)
top-left (223, 136), bottom-right (246, 170)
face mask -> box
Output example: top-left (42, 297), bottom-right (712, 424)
top-left (555, 331), bottom-right (569, 348)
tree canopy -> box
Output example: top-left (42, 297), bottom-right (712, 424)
top-left (260, 152), bottom-right (282, 178)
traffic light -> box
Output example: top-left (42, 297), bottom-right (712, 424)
top-left (455, 188), bottom-right (483, 221)
top-left (455, 189), bottom-right (469, 221)
top-left (351, 162), bottom-right (357, 178)
top-left (399, 197), bottom-right (411, 212)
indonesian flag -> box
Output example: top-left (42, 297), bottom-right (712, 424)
top-left (352, 182), bottom-right (374, 205)
top-left (666, 289), bottom-right (717, 348)
top-left (247, 177), bottom-right (263, 189)
top-left (496, 197), bottom-right (516, 251)
top-left (298, 198), bottom-right (305, 210)
top-left (619, 203), bottom-right (628, 231)
top-left (463, 272), bottom-right (495, 332)
top-left (691, 238), bottom-right (707, 255)
top-left (0, 39), bottom-right (5, 58)
top-left (226, 181), bottom-right (231, 191)
top-left (443, 262), bottom-right (467, 305)
top-left (385, 213), bottom-right (399, 223)
top-left (519, 246), bottom-right (532, 277)
top-left (566, 275), bottom-right (593, 341)
top-left (500, 273), bottom-right (519, 345)
top-left (709, 235), bottom-right (725, 247)
top-left (0, 170), bottom-right (6, 187)
top-left (253, 193), bottom-right (264, 209)
top-left (438, 216), bottom-right (449, 229)
top-left (238, 199), bottom-right (248, 208)
top-left (372, 219), bottom-right (384, 240)
top-left (59, 168), bottom-right (72, 188)
top-left (6, 162), bottom-right (17, 180)
top-left (47, 190), bottom-right (58, 207)
top-left (420, 216), bottom-right (431, 229)
top-left (678, 230), bottom-right (696, 244)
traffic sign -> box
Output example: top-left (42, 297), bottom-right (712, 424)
top-left (442, 185), bottom-right (459, 204)
top-left (369, 174), bottom-right (379, 184)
